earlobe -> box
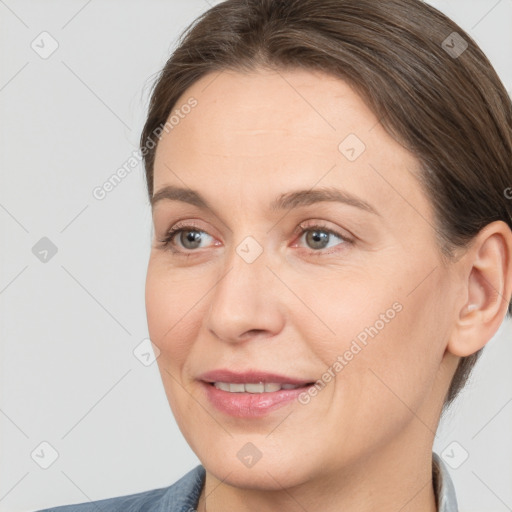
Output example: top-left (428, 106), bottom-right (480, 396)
top-left (448, 221), bottom-right (512, 358)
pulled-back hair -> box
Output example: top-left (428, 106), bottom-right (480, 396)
top-left (140, 0), bottom-right (512, 405)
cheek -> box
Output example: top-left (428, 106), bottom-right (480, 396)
top-left (288, 269), bottom-right (395, 366)
top-left (312, 261), bottom-right (447, 408)
top-left (340, 276), bottom-right (447, 411)
top-left (145, 262), bottom-right (208, 427)
top-left (283, 266), bottom-right (382, 331)
top-left (313, 297), bottom-right (443, 459)
top-left (145, 259), bottom-right (204, 366)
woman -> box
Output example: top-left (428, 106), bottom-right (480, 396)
top-left (37, 0), bottom-right (512, 510)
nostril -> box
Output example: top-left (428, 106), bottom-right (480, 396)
top-left (244, 329), bottom-right (266, 336)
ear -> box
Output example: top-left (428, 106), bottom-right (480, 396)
top-left (448, 220), bottom-right (512, 357)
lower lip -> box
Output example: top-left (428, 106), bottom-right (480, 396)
top-left (201, 381), bottom-right (313, 417)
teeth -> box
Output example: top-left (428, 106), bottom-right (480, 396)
top-left (213, 382), bottom-right (231, 392)
top-left (245, 383), bottom-right (265, 393)
top-left (213, 382), bottom-right (301, 393)
top-left (229, 383), bottom-right (245, 393)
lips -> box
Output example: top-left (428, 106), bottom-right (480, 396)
top-left (198, 369), bottom-right (315, 417)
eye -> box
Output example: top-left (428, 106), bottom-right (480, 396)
top-left (158, 221), bottom-right (353, 255)
top-left (294, 223), bottom-right (352, 253)
top-left (175, 229), bottom-right (211, 250)
top-left (159, 222), bottom-right (216, 253)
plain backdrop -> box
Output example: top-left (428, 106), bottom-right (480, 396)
top-left (0, 1), bottom-right (511, 511)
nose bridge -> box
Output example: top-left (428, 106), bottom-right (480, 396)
top-left (205, 236), bottom-right (284, 342)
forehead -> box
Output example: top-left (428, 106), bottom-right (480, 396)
top-left (152, 67), bottom-right (427, 220)
top-left (156, 68), bottom-right (381, 161)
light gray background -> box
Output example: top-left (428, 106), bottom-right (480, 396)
top-left (0, 1), bottom-right (511, 511)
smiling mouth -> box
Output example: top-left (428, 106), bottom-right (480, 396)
top-left (201, 378), bottom-right (317, 417)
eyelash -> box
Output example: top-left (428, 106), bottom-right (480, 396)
top-left (158, 222), bottom-right (353, 256)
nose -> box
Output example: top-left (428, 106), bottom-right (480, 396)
top-left (204, 244), bottom-right (285, 344)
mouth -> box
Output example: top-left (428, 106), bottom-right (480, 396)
top-left (198, 369), bottom-right (316, 417)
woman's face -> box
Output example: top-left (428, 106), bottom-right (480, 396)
top-left (145, 68), bottom-right (460, 488)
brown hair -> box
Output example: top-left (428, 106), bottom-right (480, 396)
top-left (140, 0), bottom-right (512, 405)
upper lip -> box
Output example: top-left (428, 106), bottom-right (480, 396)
top-left (199, 369), bottom-right (313, 385)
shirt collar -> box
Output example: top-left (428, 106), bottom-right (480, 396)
top-left (433, 451), bottom-right (459, 511)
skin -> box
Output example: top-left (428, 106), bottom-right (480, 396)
top-left (145, 67), bottom-right (512, 512)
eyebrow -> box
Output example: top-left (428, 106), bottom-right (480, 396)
top-left (151, 185), bottom-right (379, 216)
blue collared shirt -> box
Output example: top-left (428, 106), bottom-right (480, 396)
top-left (35, 452), bottom-right (458, 511)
